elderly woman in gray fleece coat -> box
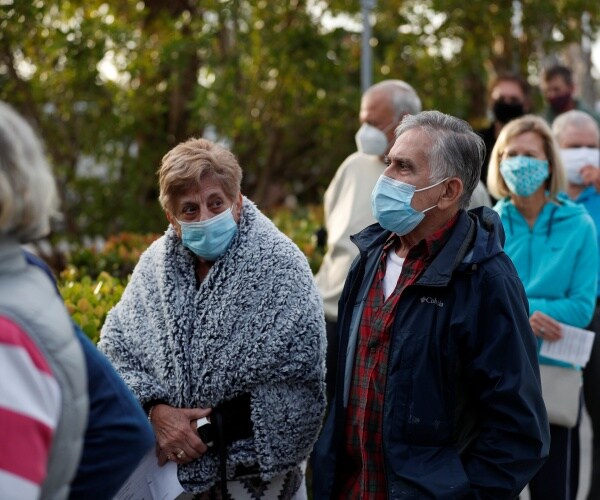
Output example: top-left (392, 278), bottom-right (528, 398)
top-left (98, 137), bottom-right (327, 499)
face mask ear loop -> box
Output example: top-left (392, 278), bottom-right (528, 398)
top-left (416, 177), bottom-right (449, 213)
top-left (414, 176), bottom-right (449, 193)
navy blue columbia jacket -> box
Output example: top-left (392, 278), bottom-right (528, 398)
top-left (312, 207), bottom-right (550, 499)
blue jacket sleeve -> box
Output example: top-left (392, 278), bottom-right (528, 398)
top-left (69, 325), bottom-right (155, 500)
top-left (528, 217), bottom-right (598, 328)
top-left (462, 271), bottom-right (550, 498)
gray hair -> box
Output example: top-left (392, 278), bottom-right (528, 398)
top-left (0, 102), bottom-right (59, 242)
top-left (365, 80), bottom-right (422, 119)
top-left (158, 137), bottom-right (242, 214)
top-left (552, 110), bottom-right (600, 146)
top-left (395, 110), bottom-right (485, 209)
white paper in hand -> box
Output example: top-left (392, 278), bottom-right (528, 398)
top-left (540, 322), bottom-right (596, 367)
top-left (113, 448), bottom-right (185, 500)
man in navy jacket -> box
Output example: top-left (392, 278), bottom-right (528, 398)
top-left (312, 111), bottom-right (549, 499)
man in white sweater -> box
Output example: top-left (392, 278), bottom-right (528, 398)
top-left (315, 80), bottom-right (422, 400)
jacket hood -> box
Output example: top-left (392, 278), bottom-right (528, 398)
top-left (495, 193), bottom-right (588, 220)
top-left (462, 206), bottom-right (506, 266)
top-left (351, 207), bottom-right (506, 285)
top-left (494, 193), bottom-right (589, 239)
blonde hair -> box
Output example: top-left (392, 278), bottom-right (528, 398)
top-left (0, 102), bottom-right (59, 242)
top-left (158, 137), bottom-right (243, 213)
top-left (487, 114), bottom-right (566, 199)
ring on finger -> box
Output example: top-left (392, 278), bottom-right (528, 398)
top-left (176, 449), bottom-right (185, 459)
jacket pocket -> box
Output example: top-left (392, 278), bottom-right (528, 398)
top-left (386, 444), bottom-right (471, 499)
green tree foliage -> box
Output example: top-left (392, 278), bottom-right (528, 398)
top-left (0, 0), bottom-right (361, 237)
top-left (371, 0), bottom-right (599, 122)
top-left (1, 1), bottom-right (597, 237)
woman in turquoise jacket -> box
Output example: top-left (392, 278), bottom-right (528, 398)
top-left (487, 114), bottom-right (598, 500)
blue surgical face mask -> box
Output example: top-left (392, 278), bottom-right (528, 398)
top-left (177, 206), bottom-right (238, 261)
top-left (500, 155), bottom-right (549, 197)
top-left (371, 175), bottom-right (448, 236)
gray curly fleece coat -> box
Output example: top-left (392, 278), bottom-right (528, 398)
top-left (98, 198), bottom-right (327, 493)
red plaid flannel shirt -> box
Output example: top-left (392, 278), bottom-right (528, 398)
top-left (338, 214), bottom-right (458, 498)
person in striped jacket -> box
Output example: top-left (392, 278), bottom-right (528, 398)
top-left (0, 101), bottom-right (88, 499)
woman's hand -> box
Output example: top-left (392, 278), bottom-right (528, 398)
top-left (150, 404), bottom-right (212, 466)
top-left (529, 311), bottom-right (562, 342)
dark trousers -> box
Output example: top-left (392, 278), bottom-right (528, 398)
top-left (529, 423), bottom-right (579, 500)
top-left (583, 304), bottom-right (600, 499)
top-left (325, 319), bottom-right (338, 404)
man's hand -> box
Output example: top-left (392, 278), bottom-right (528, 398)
top-left (150, 404), bottom-right (212, 466)
top-left (580, 165), bottom-right (600, 192)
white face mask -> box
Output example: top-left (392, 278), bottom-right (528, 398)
top-left (355, 122), bottom-right (395, 156)
top-left (560, 147), bottom-right (600, 185)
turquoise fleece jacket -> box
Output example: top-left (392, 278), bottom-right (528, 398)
top-left (494, 195), bottom-right (598, 326)
top-left (575, 186), bottom-right (600, 298)
top-left (495, 195), bottom-right (598, 367)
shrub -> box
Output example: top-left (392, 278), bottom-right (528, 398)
top-left (266, 204), bottom-right (325, 273)
top-left (68, 232), bottom-right (160, 280)
top-left (59, 268), bottom-right (127, 344)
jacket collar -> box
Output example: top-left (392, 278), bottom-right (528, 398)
top-left (576, 185), bottom-right (599, 204)
top-left (0, 239), bottom-right (27, 275)
top-left (351, 207), bottom-right (505, 287)
top-left (416, 210), bottom-right (474, 286)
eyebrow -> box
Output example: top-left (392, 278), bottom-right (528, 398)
top-left (390, 156), bottom-right (417, 170)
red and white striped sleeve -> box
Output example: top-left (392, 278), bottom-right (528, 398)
top-left (0, 316), bottom-right (61, 500)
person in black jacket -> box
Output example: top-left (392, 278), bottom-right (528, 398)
top-left (312, 110), bottom-right (550, 499)
top-left (476, 72), bottom-right (531, 188)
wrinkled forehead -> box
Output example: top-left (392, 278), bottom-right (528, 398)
top-left (560, 124), bottom-right (600, 148)
top-left (543, 74), bottom-right (571, 92)
top-left (491, 80), bottom-right (526, 101)
top-left (389, 128), bottom-right (432, 165)
top-left (359, 90), bottom-right (395, 124)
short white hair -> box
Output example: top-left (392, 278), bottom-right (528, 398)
top-left (552, 110), bottom-right (600, 146)
top-left (364, 80), bottom-right (422, 119)
top-left (0, 101), bottom-right (59, 242)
